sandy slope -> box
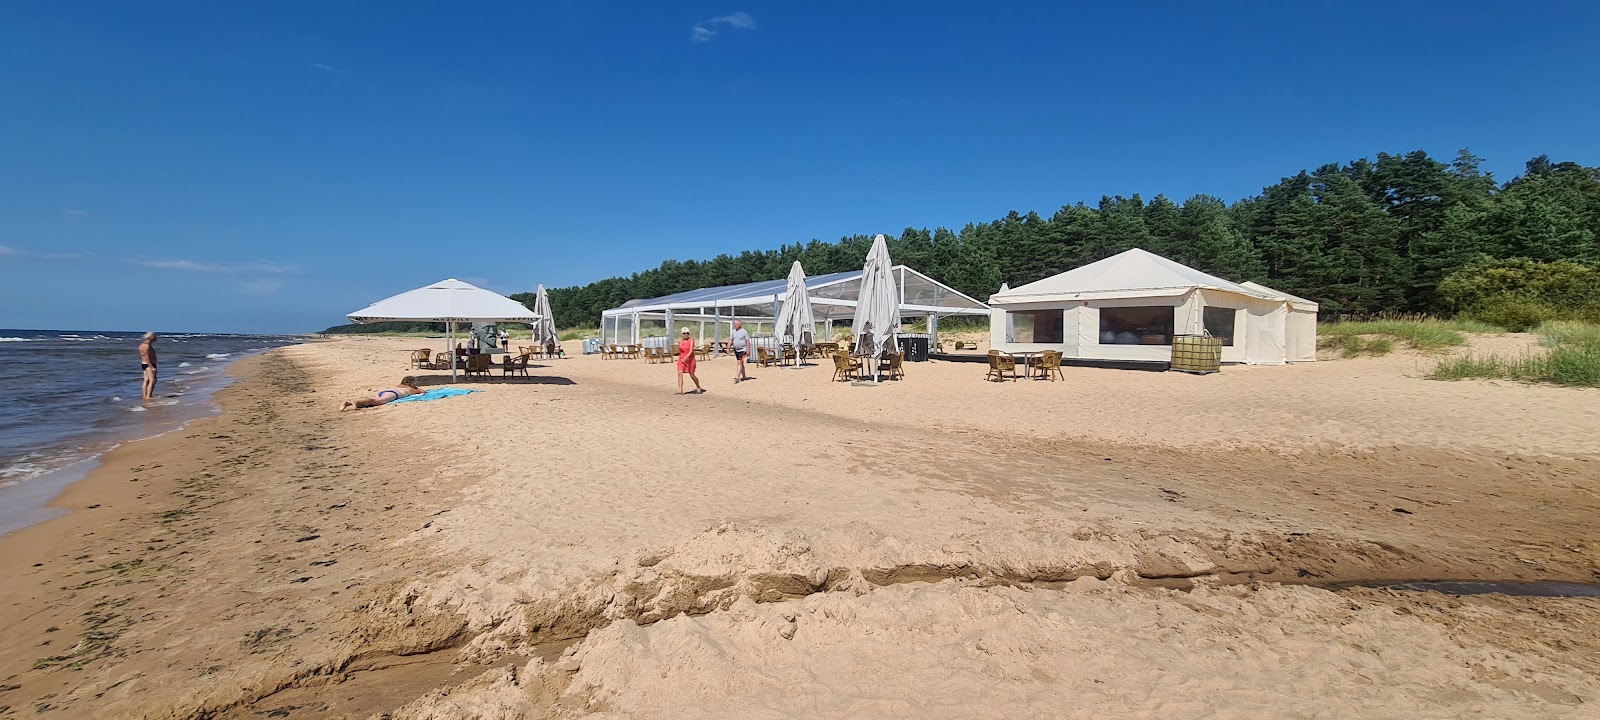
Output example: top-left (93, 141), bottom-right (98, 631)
top-left (0, 334), bottom-right (1595, 718)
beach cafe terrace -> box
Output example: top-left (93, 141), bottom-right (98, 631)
top-left (600, 265), bottom-right (990, 349)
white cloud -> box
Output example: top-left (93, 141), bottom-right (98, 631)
top-left (62, 209), bottom-right (90, 216)
top-left (244, 260), bottom-right (303, 274)
top-left (136, 258), bottom-right (303, 274)
top-left (0, 245), bottom-right (14, 255)
top-left (240, 278), bottom-right (286, 295)
top-left (311, 63), bottom-right (335, 71)
top-left (139, 259), bottom-right (229, 272)
top-left (692, 11), bottom-right (756, 42)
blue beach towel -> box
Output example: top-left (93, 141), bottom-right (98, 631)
top-left (391, 387), bottom-right (480, 404)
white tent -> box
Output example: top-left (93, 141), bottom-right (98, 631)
top-left (774, 261), bottom-right (815, 358)
top-left (530, 283), bottom-right (559, 354)
top-left (598, 263), bottom-right (987, 351)
top-left (987, 248), bottom-right (1292, 366)
top-left (1240, 281), bottom-right (1319, 363)
top-left (347, 278), bottom-right (539, 381)
top-left (852, 234), bottom-right (900, 381)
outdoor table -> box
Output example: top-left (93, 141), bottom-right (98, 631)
top-left (1011, 351), bottom-right (1043, 375)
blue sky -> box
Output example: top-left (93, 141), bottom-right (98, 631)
top-left (2, 1), bottom-right (1597, 333)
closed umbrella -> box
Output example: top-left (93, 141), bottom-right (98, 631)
top-left (774, 261), bottom-right (814, 366)
top-left (851, 234), bottom-right (900, 382)
top-left (530, 284), bottom-right (559, 355)
top-left (347, 278), bottom-right (538, 383)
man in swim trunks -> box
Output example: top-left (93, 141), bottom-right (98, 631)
top-left (340, 376), bottom-right (423, 411)
top-left (138, 332), bottom-right (158, 400)
top-left (730, 320), bottom-right (751, 383)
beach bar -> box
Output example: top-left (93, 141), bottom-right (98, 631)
top-left (600, 265), bottom-right (990, 350)
top-left (987, 248), bottom-right (1317, 366)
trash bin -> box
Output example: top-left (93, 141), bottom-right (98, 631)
top-left (582, 337), bottom-right (602, 355)
top-left (897, 335), bottom-right (930, 362)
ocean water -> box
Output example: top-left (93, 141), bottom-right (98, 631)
top-left (0, 330), bottom-right (300, 531)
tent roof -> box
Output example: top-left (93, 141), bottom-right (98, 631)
top-left (603, 265), bottom-right (988, 318)
top-left (988, 248), bottom-right (1277, 305)
top-left (347, 278), bottom-right (539, 323)
top-left (1240, 281), bottom-right (1320, 312)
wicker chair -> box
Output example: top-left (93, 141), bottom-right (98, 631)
top-left (697, 342), bottom-right (712, 360)
top-left (410, 349), bottom-right (432, 369)
top-left (502, 353), bottom-right (530, 378)
top-left (463, 353), bottom-right (491, 380)
top-left (831, 352), bottom-right (859, 382)
top-left (432, 352), bottom-right (452, 371)
top-left (884, 352), bottom-right (905, 381)
top-left (1032, 350), bottom-right (1064, 381)
top-left (756, 347), bottom-right (779, 368)
top-left (986, 350), bottom-right (1018, 382)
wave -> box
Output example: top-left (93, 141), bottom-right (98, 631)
top-left (205, 353), bottom-right (231, 360)
top-left (178, 361), bottom-right (192, 368)
top-left (0, 337), bottom-right (38, 342)
top-left (127, 406), bottom-right (146, 412)
top-left (1, 462), bottom-right (38, 480)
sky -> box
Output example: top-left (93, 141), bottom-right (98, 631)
top-left (2, 1), bottom-right (1598, 333)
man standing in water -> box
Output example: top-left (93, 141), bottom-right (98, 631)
top-left (730, 320), bottom-right (751, 383)
top-left (138, 332), bottom-right (158, 400)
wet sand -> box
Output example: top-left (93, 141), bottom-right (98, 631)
top-left (0, 336), bottom-right (1596, 718)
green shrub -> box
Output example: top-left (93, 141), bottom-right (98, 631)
top-left (1466, 298), bottom-right (1556, 332)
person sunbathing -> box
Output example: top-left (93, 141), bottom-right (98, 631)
top-left (340, 377), bottom-right (422, 411)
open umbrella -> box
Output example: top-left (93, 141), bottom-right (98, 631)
top-left (851, 234), bottom-right (900, 382)
top-left (347, 278), bottom-right (538, 382)
top-left (774, 261), bottom-right (814, 366)
top-left (530, 284), bottom-right (559, 355)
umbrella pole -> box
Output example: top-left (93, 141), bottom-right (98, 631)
top-left (449, 321), bottom-right (457, 383)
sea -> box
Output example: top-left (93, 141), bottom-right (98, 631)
top-left (0, 330), bottom-right (302, 535)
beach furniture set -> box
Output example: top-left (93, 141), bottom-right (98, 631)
top-left (985, 349), bottom-right (1063, 382)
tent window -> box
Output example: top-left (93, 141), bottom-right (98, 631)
top-left (1202, 307), bottom-right (1237, 346)
top-left (1010, 310), bottom-right (1064, 343)
top-left (1099, 306), bottom-right (1173, 345)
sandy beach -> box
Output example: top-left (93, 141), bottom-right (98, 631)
top-left (2, 335), bottom-right (1597, 718)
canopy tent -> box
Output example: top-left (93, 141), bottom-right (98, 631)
top-left (774, 261), bottom-right (815, 353)
top-left (598, 260), bottom-right (988, 351)
top-left (1240, 281), bottom-right (1320, 363)
top-left (347, 278), bottom-right (540, 381)
top-left (852, 234), bottom-right (900, 381)
top-left (530, 284), bottom-right (559, 354)
top-left (987, 248), bottom-right (1303, 366)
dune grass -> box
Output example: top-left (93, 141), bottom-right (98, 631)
top-left (1428, 321), bottom-right (1600, 388)
top-left (1317, 318), bottom-right (1501, 357)
top-left (558, 327), bottom-right (598, 341)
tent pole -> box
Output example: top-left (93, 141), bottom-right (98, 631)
top-left (448, 321), bottom-right (457, 383)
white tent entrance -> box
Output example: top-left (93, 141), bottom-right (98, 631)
top-left (347, 278), bottom-right (540, 382)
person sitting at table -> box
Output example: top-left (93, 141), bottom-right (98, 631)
top-left (340, 376), bottom-right (423, 411)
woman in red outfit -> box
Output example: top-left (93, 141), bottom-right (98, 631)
top-left (676, 328), bottom-right (704, 395)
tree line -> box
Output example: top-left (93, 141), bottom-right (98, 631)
top-left (518, 149), bottom-right (1600, 328)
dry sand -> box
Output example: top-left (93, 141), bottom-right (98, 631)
top-left (0, 334), bottom-right (1596, 718)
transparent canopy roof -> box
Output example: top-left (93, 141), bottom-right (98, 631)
top-left (604, 265), bottom-right (987, 319)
